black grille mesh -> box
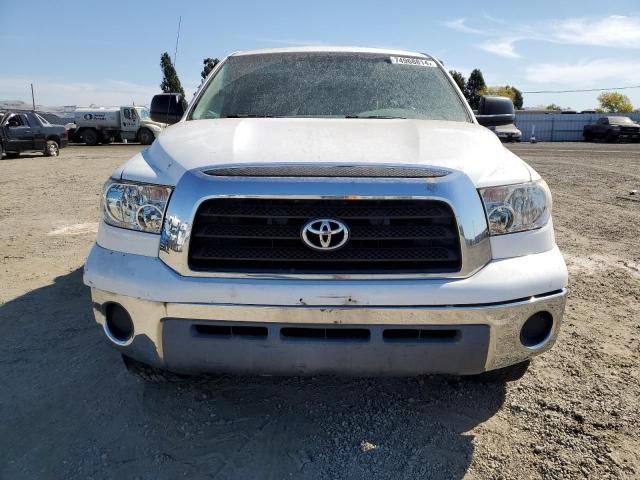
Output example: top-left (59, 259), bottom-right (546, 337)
top-left (189, 199), bottom-right (461, 274)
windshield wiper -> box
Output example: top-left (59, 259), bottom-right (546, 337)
top-left (222, 114), bottom-right (275, 118)
top-left (345, 115), bottom-right (406, 119)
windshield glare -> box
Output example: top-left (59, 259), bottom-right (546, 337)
top-left (190, 53), bottom-right (470, 122)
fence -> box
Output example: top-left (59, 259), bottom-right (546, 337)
top-left (514, 112), bottom-right (640, 142)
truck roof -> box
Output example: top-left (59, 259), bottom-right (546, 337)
top-left (231, 46), bottom-right (434, 59)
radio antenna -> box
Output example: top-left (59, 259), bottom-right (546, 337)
top-left (173, 16), bottom-right (182, 67)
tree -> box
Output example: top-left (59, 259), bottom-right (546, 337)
top-left (478, 85), bottom-right (523, 109)
top-left (201, 57), bottom-right (220, 83)
top-left (465, 69), bottom-right (486, 109)
top-left (160, 52), bottom-right (186, 98)
top-left (510, 86), bottom-right (523, 110)
top-left (597, 92), bottom-right (633, 113)
top-left (449, 70), bottom-right (466, 92)
top-left (545, 103), bottom-right (562, 111)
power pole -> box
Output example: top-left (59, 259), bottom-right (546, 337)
top-left (173, 16), bottom-right (182, 67)
top-left (31, 84), bottom-right (36, 111)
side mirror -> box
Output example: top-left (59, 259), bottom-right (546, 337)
top-left (475, 96), bottom-right (515, 127)
top-left (150, 93), bottom-right (185, 125)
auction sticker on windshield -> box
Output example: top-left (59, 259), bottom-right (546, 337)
top-left (390, 56), bottom-right (437, 67)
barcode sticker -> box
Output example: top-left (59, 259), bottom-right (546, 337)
top-left (390, 56), bottom-right (437, 67)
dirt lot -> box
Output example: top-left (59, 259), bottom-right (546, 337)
top-left (1, 142), bottom-right (639, 479)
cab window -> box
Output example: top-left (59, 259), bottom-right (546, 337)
top-left (7, 115), bottom-right (27, 127)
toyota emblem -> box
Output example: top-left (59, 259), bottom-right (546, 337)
top-left (301, 218), bottom-right (350, 251)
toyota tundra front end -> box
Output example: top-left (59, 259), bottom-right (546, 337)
top-left (84, 47), bottom-right (567, 380)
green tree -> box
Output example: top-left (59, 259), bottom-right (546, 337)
top-left (597, 92), bottom-right (634, 113)
top-left (510, 86), bottom-right (523, 110)
top-left (545, 103), bottom-right (562, 111)
top-left (201, 57), bottom-right (220, 82)
top-left (465, 69), bottom-right (486, 109)
top-left (449, 70), bottom-right (466, 92)
top-left (160, 52), bottom-right (186, 98)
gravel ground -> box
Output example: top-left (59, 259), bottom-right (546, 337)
top-left (0, 142), bottom-right (638, 479)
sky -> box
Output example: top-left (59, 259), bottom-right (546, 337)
top-left (2, 0), bottom-right (640, 111)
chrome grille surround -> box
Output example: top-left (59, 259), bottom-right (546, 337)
top-left (159, 166), bottom-right (492, 279)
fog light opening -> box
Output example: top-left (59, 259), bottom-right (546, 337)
top-left (104, 303), bottom-right (134, 345)
top-left (520, 311), bottom-right (553, 348)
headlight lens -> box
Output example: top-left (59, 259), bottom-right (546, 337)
top-left (103, 181), bottom-right (172, 233)
top-left (479, 180), bottom-right (551, 235)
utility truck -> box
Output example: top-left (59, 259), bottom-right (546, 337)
top-left (84, 47), bottom-right (568, 382)
top-left (69, 106), bottom-right (166, 145)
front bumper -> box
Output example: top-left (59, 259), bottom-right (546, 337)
top-left (84, 245), bottom-right (568, 375)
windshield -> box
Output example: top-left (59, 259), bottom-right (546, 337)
top-left (136, 107), bottom-right (150, 120)
top-left (609, 116), bottom-right (634, 125)
top-left (190, 52), bottom-right (470, 122)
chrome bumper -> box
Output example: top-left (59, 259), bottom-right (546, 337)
top-left (89, 288), bottom-right (567, 375)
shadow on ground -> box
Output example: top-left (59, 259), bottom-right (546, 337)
top-left (0, 269), bottom-right (506, 479)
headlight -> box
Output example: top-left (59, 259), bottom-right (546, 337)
top-left (103, 181), bottom-right (172, 233)
top-left (479, 180), bottom-right (551, 235)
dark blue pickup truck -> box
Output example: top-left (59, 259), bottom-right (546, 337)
top-left (583, 116), bottom-right (640, 142)
top-left (0, 111), bottom-right (68, 158)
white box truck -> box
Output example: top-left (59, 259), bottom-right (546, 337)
top-left (70, 106), bottom-right (166, 145)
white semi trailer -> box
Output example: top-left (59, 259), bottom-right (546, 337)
top-left (70, 106), bottom-right (166, 145)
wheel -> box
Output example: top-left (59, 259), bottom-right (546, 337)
top-left (121, 355), bottom-right (186, 383)
top-left (82, 129), bottom-right (99, 146)
top-left (137, 128), bottom-right (154, 145)
top-left (473, 360), bottom-right (530, 382)
top-left (44, 140), bottom-right (59, 157)
top-left (0, 142), bottom-right (3, 158)
top-left (605, 132), bottom-right (616, 143)
top-left (583, 132), bottom-right (592, 142)
top-left (101, 136), bottom-right (114, 144)
top-left (5, 151), bottom-right (20, 159)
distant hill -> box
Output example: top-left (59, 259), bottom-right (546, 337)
top-left (0, 100), bottom-right (71, 116)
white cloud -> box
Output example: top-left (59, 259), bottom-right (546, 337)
top-left (443, 15), bottom-right (640, 59)
top-left (525, 59), bottom-right (640, 86)
top-left (551, 16), bottom-right (640, 48)
top-left (482, 13), bottom-right (506, 25)
top-left (478, 39), bottom-right (521, 59)
top-left (442, 18), bottom-right (488, 35)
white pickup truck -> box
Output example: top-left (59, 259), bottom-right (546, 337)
top-left (84, 47), bottom-right (568, 381)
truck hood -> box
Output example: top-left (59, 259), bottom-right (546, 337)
top-left (120, 118), bottom-right (535, 187)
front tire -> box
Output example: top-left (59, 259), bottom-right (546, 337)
top-left (44, 140), bottom-right (59, 157)
top-left (137, 128), bottom-right (154, 145)
top-left (83, 129), bottom-right (99, 146)
top-left (474, 360), bottom-right (530, 382)
top-left (122, 355), bottom-right (185, 383)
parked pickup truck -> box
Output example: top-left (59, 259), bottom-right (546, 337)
top-left (84, 47), bottom-right (568, 382)
top-left (583, 116), bottom-right (640, 142)
top-left (1, 111), bottom-right (68, 158)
